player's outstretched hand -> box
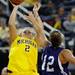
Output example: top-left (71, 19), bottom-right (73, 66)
top-left (24, 11), bottom-right (36, 22)
top-left (33, 2), bottom-right (41, 12)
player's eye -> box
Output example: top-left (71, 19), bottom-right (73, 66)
top-left (24, 30), bottom-right (31, 34)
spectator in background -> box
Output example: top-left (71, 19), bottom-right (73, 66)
top-left (70, 5), bottom-right (75, 57)
top-left (63, 8), bottom-right (75, 32)
top-left (63, 15), bottom-right (72, 32)
top-left (52, 0), bottom-right (64, 8)
top-left (57, 7), bottom-right (66, 21)
top-left (54, 15), bottom-right (61, 30)
top-left (63, 8), bottom-right (75, 55)
top-left (41, 1), bottom-right (56, 16)
top-left (0, 3), bottom-right (8, 26)
top-left (44, 1), bottom-right (56, 16)
top-left (0, 25), bottom-right (9, 47)
top-left (70, 8), bottom-right (75, 21)
top-left (0, 4), bottom-right (9, 74)
top-left (54, 7), bottom-right (67, 31)
top-left (0, 4), bottom-right (9, 47)
top-left (39, 1), bottom-right (56, 25)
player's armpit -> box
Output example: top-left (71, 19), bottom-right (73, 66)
top-left (62, 49), bottom-right (75, 64)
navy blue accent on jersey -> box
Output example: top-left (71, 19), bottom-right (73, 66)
top-left (62, 62), bottom-right (69, 75)
top-left (41, 45), bottom-right (69, 75)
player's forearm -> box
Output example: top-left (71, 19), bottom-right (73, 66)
top-left (26, 12), bottom-right (47, 47)
top-left (29, 12), bottom-right (44, 34)
top-left (31, 17), bottom-right (44, 34)
top-left (33, 10), bottom-right (43, 29)
top-left (9, 25), bottom-right (17, 43)
top-left (8, 7), bottom-right (18, 43)
top-left (31, 17), bottom-right (48, 47)
top-left (33, 2), bottom-right (43, 29)
top-left (9, 7), bottom-right (18, 26)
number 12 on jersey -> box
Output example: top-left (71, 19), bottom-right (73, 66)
top-left (42, 55), bottom-right (54, 72)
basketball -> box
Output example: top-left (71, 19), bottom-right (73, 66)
top-left (9, 0), bottom-right (24, 5)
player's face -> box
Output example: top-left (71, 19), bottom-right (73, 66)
top-left (22, 30), bottom-right (36, 39)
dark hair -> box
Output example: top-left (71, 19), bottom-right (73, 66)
top-left (49, 31), bottom-right (63, 48)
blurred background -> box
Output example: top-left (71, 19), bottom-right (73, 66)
top-left (0, 0), bottom-right (75, 75)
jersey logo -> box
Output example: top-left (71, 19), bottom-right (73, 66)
top-left (17, 39), bottom-right (37, 48)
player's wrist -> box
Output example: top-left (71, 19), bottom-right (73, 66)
top-left (13, 6), bottom-right (19, 11)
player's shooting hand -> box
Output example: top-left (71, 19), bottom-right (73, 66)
top-left (25, 12), bottom-right (35, 21)
top-left (33, 2), bottom-right (41, 12)
top-left (24, 11), bottom-right (37, 24)
top-left (32, 2), bottom-right (41, 19)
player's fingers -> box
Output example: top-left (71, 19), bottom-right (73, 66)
top-left (33, 2), bottom-right (41, 12)
top-left (33, 5), bottom-right (38, 12)
top-left (28, 12), bottom-right (34, 17)
top-left (24, 15), bottom-right (29, 20)
top-left (25, 13), bottom-right (37, 23)
top-left (37, 3), bottom-right (41, 11)
top-left (24, 14), bottom-right (33, 22)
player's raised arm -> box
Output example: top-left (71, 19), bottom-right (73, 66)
top-left (8, 6), bottom-right (18, 43)
top-left (61, 49), bottom-right (75, 64)
top-left (25, 11), bottom-right (48, 48)
top-left (33, 2), bottom-right (43, 29)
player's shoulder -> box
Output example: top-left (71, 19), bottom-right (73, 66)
top-left (62, 49), bottom-right (72, 52)
top-left (60, 48), bottom-right (72, 56)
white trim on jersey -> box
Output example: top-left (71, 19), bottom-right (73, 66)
top-left (58, 57), bottom-right (68, 75)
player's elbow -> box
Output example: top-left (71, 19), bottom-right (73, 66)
top-left (69, 57), bottom-right (75, 64)
top-left (62, 49), bottom-right (75, 64)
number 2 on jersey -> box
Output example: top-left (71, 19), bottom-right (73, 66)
top-left (25, 45), bottom-right (30, 52)
top-left (42, 55), bottom-right (54, 72)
